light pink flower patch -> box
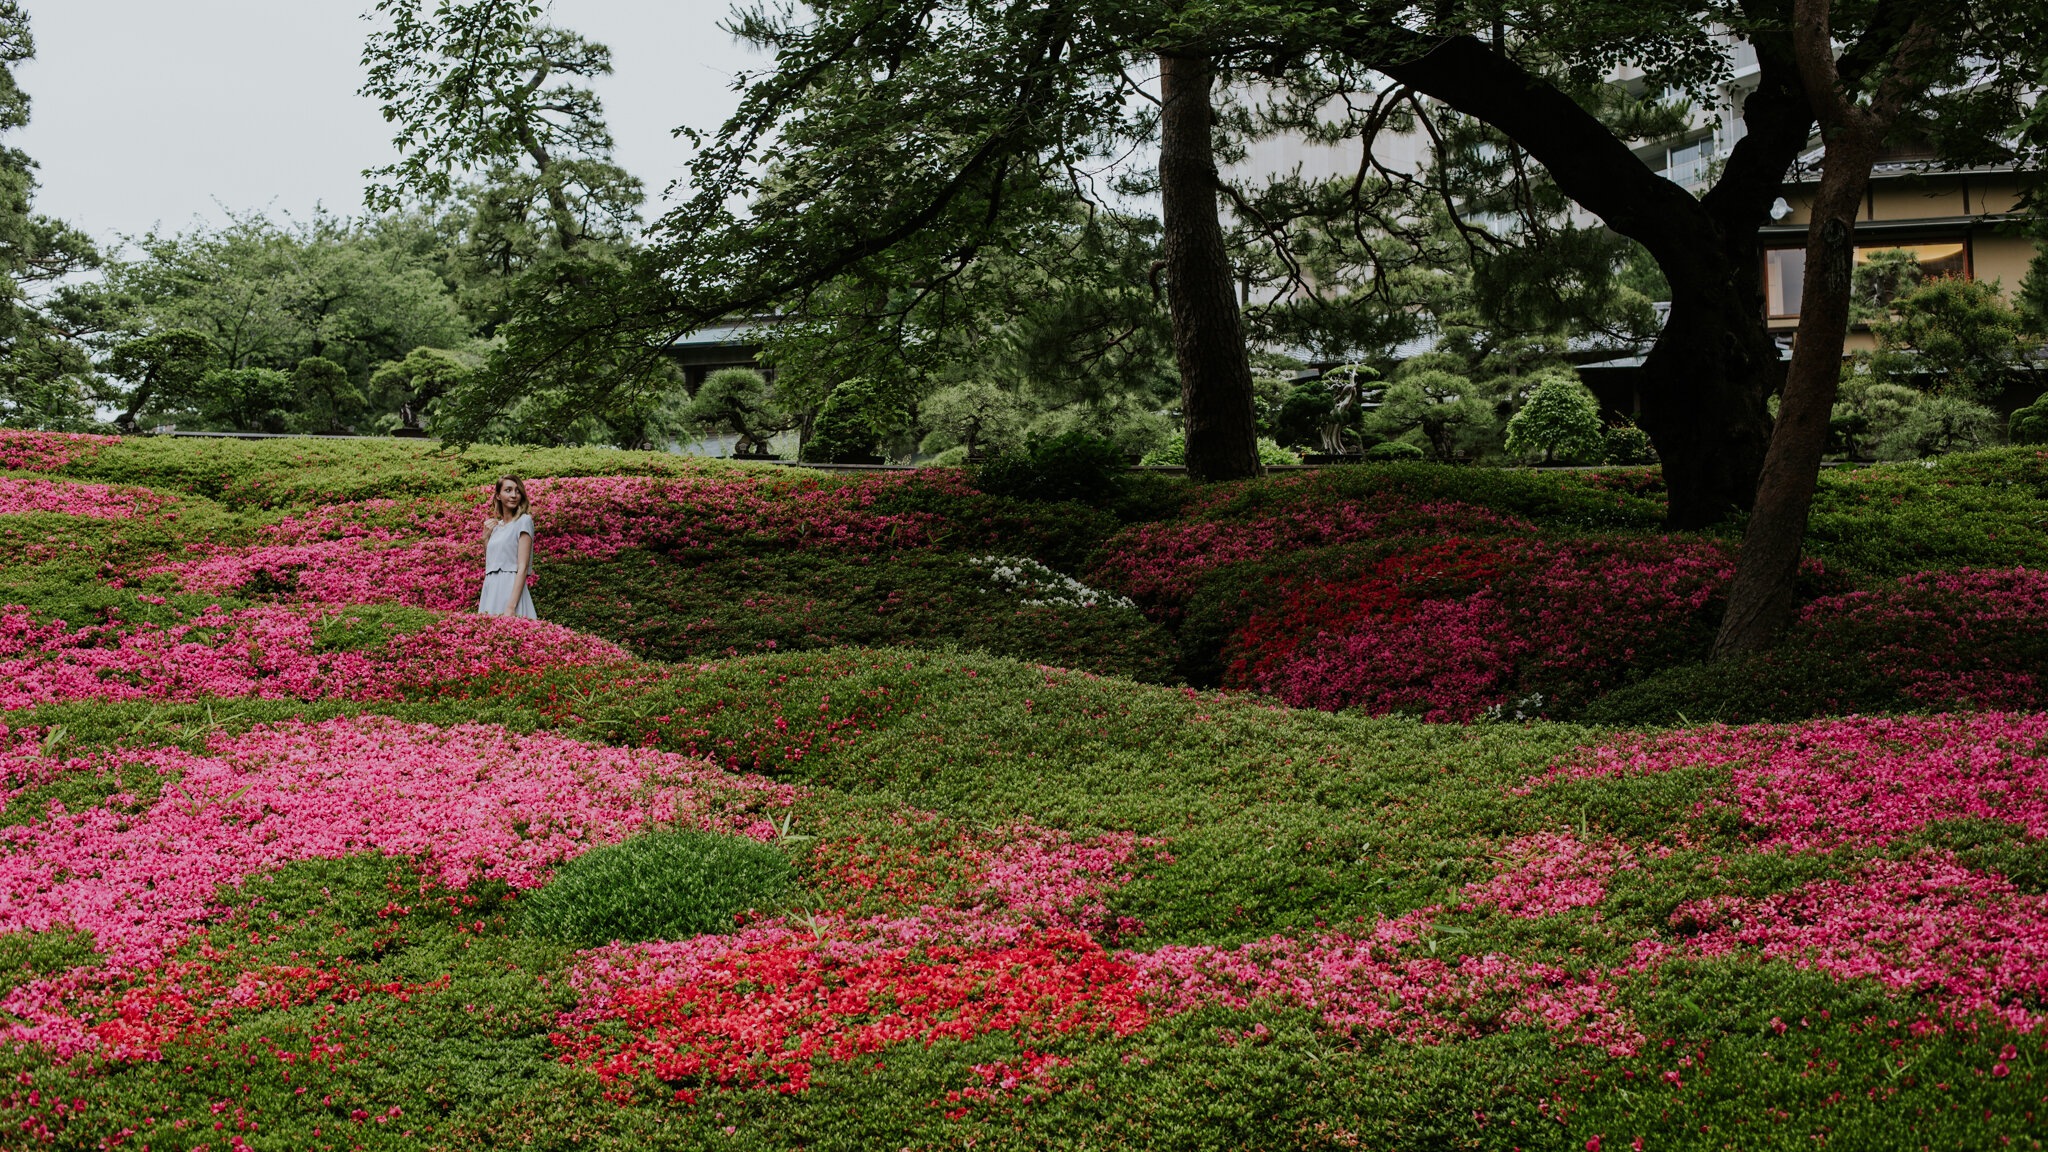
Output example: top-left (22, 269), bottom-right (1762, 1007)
top-left (972, 825), bottom-right (1164, 938)
top-left (0, 477), bottom-right (176, 520)
top-left (1460, 832), bottom-right (1640, 919)
top-left (0, 602), bottom-right (627, 709)
top-left (1126, 913), bottom-right (1644, 1055)
top-left (0, 429), bottom-right (117, 473)
top-left (154, 537), bottom-right (479, 610)
top-left (1635, 857), bottom-right (2048, 1034)
top-left (0, 715), bottom-right (794, 1056)
top-left (1529, 713), bottom-right (2048, 851)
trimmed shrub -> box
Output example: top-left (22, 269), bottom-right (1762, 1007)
top-left (2010, 396), bottom-right (2048, 444)
top-left (800, 386), bottom-right (884, 463)
top-left (1602, 418), bottom-right (1656, 464)
top-left (541, 550), bottom-right (1182, 683)
top-left (1503, 371), bottom-right (1603, 463)
top-left (972, 429), bottom-right (1127, 506)
top-left (518, 829), bottom-right (794, 947)
top-left (1579, 649), bottom-right (1904, 727)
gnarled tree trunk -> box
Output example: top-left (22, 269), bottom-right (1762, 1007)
top-left (1159, 51), bottom-right (1264, 483)
top-left (1379, 29), bottom-right (1813, 528)
top-left (1713, 0), bottom-right (1938, 657)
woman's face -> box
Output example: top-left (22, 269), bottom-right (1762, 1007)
top-left (497, 480), bottom-right (518, 509)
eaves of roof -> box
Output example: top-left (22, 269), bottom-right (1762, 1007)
top-left (1757, 213), bottom-right (2024, 238)
top-left (1781, 155), bottom-right (2023, 184)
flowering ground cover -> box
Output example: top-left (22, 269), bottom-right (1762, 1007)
top-left (1, 430), bottom-right (2046, 1148)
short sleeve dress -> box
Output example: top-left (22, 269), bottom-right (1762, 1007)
top-left (478, 513), bottom-right (538, 619)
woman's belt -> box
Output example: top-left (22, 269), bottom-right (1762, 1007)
top-left (485, 567), bottom-right (521, 575)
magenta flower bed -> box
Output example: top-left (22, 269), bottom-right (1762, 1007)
top-left (1089, 484), bottom-right (1530, 614)
top-left (1796, 566), bottom-right (2048, 709)
top-left (0, 477), bottom-right (177, 520)
top-left (0, 715), bottom-right (792, 1060)
top-left (0, 602), bottom-right (626, 709)
top-left (1227, 536), bottom-right (1735, 719)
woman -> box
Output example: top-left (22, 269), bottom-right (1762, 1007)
top-left (478, 476), bottom-right (539, 619)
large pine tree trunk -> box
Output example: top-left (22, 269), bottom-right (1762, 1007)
top-left (1636, 283), bottom-right (1781, 529)
top-left (1158, 51), bottom-right (1263, 483)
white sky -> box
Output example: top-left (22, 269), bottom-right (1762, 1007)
top-left (12, 0), bottom-right (760, 248)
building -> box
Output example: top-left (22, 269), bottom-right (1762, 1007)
top-left (1762, 152), bottom-right (2035, 350)
top-left (664, 318), bottom-right (781, 393)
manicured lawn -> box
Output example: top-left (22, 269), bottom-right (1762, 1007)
top-left (1, 429), bottom-right (2044, 1149)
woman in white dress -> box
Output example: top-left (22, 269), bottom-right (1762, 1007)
top-left (478, 476), bottom-right (539, 619)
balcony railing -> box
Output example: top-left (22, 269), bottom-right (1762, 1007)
top-left (1662, 155), bottom-right (1714, 189)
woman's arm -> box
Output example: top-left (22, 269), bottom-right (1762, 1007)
top-left (503, 526), bottom-right (534, 615)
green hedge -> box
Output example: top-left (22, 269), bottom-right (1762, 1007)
top-left (517, 828), bottom-right (795, 947)
top-left (543, 550), bottom-right (1181, 684)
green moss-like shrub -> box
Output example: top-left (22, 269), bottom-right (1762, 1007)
top-left (542, 550), bottom-right (1181, 683)
top-left (1579, 648), bottom-right (1906, 727)
top-left (516, 828), bottom-right (794, 947)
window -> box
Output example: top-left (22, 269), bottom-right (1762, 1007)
top-left (1857, 242), bottom-right (1966, 280)
top-left (1763, 239), bottom-right (1969, 319)
top-left (1766, 248), bottom-right (1805, 317)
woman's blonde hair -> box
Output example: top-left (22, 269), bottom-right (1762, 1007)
top-left (492, 476), bottom-right (531, 519)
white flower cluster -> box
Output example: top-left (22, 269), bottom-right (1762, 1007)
top-left (1481, 691), bottom-right (1547, 724)
top-left (966, 555), bottom-right (1137, 610)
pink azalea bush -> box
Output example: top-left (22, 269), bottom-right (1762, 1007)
top-left (0, 429), bottom-right (116, 473)
top-left (1528, 712), bottom-right (2048, 850)
top-left (1796, 566), bottom-right (2048, 710)
top-left (1458, 831), bottom-right (1647, 919)
top-left (1637, 857), bottom-right (2048, 1035)
top-left (0, 715), bottom-right (793, 1058)
top-left (1129, 922), bottom-right (1646, 1055)
top-left (0, 477), bottom-right (177, 520)
top-left (148, 473), bottom-right (967, 610)
top-left (1232, 536), bottom-right (1735, 720)
top-left (0, 601), bottom-right (627, 710)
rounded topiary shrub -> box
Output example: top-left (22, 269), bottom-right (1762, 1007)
top-left (517, 828), bottom-right (794, 946)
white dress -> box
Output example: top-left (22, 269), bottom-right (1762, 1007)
top-left (477, 513), bottom-right (538, 619)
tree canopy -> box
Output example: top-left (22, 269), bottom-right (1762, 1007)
top-left (0, 2), bottom-right (108, 431)
top-left (398, 0), bottom-right (2038, 511)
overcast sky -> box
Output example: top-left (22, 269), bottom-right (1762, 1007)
top-left (13, 0), bottom-right (761, 249)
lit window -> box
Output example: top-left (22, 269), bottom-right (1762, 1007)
top-left (1763, 240), bottom-right (1969, 319)
top-left (1855, 242), bottom-right (1966, 280)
